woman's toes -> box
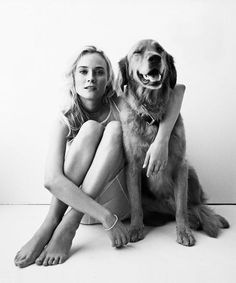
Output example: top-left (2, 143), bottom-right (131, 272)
top-left (43, 256), bottom-right (50, 266)
top-left (15, 256), bottom-right (26, 267)
top-left (52, 257), bottom-right (60, 265)
top-left (14, 255), bottom-right (23, 265)
top-left (14, 252), bottom-right (25, 264)
top-left (18, 258), bottom-right (31, 268)
top-left (59, 256), bottom-right (67, 264)
top-left (58, 257), bottom-right (63, 264)
top-left (48, 257), bottom-right (55, 265)
top-left (35, 259), bottom-right (43, 265)
top-left (35, 251), bottom-right (46, 266)
top-left (14, 252), bottom-right (21, 262)
top-left (17, 254), bottom-right (36, 268)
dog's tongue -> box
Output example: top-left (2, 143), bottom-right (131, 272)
top-left (144, 74), bottom-right (161, 82)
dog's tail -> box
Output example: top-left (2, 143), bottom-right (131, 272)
top-left (188, 205), bottom-right (229, 237)
top-left (188, 166), bottom-right (230, 237)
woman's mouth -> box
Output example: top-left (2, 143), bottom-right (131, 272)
top-left (85, 85), bottom-right (97, 90)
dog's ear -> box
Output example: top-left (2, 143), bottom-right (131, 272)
top-left (166, 53), bottom-right (177, 89)
top-left (116, 56), bottom-right (129, 93)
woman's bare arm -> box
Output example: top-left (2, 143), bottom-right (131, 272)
top-left (143, 84), bottom-right (185, 177)
top-left (156, 84), bottom-right (185, 142)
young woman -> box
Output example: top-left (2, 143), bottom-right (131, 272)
top-left (14, 46), bottom-right (185, 268)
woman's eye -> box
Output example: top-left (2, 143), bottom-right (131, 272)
top-left (79, 69), bottom-right (87, 75)
top-left (96, 69), bottom-right (105, 76)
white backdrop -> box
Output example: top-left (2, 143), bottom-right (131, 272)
top-left (0, 0), bottom-right (235, 204)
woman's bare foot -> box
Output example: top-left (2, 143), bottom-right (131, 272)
top-left (35, 227), bottom-right (75, 266)
top-left (35, 210), bottom-right (81, 266)
top-left (14, 217), bottom-right (60, 268)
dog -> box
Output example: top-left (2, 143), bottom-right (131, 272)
top-left (115, 39), bottom-right (229, 246)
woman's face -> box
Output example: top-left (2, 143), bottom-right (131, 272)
top-left (74, 53), bottom-right (109, 103)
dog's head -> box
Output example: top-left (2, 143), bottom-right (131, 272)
top-left (118, 39), bottom-right (177, 93)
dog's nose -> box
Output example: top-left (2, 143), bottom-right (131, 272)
top-left (148, 55), bottom-right (161, 64)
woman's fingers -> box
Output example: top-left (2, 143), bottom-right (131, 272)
top-left (154, 160), bottom-right (168, 174)
top-left (146, 160), bottom-right (154, 177)
top-left (143, 152), bottom-right (150, 169)
top-left (160, 160), bottom-right (167, 170)
top-left (147, 159), bottom-right (159, 177)
top-left (115, 234), bottom-right (128, 248)
top-left (121, 226), bottom-right (129, 246)
top-left (115, 238), bottom-right (122, 248)
top-left (115, 228), bottom-right (129, 248)
top-left (108, 221), bottom-right (130, 248)
top-left (147, 159), bottom-right (168, 176)
top-left (152, 161), bottom-right (161, 175)
top-left (111, 239), bottom-right (116, 247)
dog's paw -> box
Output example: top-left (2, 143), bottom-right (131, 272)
top-left (129, 225), bottom-right (145, 242)
top-left (176, 225), bottom-right (196, 247)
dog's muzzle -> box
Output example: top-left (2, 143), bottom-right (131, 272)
top-left (137, 69), bottom-right (164, 88)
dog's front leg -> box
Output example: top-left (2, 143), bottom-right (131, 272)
top-left (126, 162), bottom-right (145, 242)
top-left (174, 163), bottom-right (196, 246)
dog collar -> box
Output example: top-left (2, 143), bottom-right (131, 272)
top-left (139, 105), bottom-right (160, 127)
top-left (123, 85), bottom-right (159, 127)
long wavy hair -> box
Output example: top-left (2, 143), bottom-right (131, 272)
top-left (62, 46), bottom-right (115, 141)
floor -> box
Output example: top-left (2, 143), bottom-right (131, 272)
top-left (1, 205), bottom-right (235, 283)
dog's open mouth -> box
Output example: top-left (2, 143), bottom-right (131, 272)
top-left (137, 69), bottom-right (163, 88)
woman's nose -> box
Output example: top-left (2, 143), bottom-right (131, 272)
top-left (87, 71), bottom-right (96, 83)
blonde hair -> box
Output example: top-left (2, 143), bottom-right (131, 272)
top-left (62, 46), bottom-right (115, 141)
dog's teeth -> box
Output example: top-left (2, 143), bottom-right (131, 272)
top-left (147, 74), bottom-right (161, 82)
top-left (141, 73), bottom-right (162, 84)
top-left (149, 76), bottom-right (156, 82)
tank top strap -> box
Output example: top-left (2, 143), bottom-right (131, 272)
top-left (109, 96), bottom-right (121, 121)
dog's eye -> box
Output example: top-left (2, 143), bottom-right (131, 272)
top-left (133, 50), bottom-right (142, 55)
top-left (156, 47), bottom-right (163, 53)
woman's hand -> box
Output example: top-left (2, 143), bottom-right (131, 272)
top-left (103, 214), bottom-right (130, 248)
top-left (143, 139), bottom-right (168, 178)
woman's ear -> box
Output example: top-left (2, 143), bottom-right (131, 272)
top-left (116, 56), bottom-right (129, 94)
top-left (166, 53), bottom-right (177, 89)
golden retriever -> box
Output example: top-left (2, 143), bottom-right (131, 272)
top-left (116, 39), bottom-right (229, 246)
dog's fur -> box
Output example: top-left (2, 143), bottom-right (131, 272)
top-left (116, 39), bottom-right (229, 246)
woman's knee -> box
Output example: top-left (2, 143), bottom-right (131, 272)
top-left (80, 120), bottom-right (104, 137)
top-left (102, 121), bottom-right (123, 147)
top-left (73, 120), bottom-right (104, 145)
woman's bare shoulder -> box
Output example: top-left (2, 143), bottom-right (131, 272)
top-left (49, 113), bottom-right (69, 142)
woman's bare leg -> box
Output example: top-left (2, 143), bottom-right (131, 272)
top-left (36, 122), bottom-right (128, 266)
top-left (14, 121), bottom-right (104, 268)
top-left (14, 197), bottom-right (68, 268)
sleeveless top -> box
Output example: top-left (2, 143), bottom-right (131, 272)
top-left (100, 97), bottom-right (120, 126)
